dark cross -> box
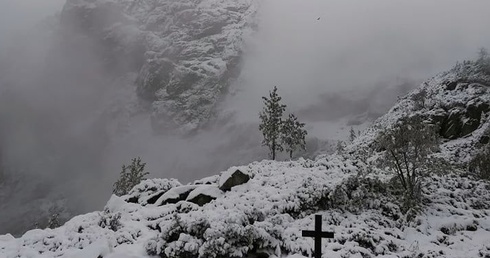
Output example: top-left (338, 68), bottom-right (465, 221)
top-left (302, 214), bottom-right (334, 258)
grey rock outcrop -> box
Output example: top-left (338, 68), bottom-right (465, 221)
top-left (61, 0), bottom-right (258, 133)
top-left (352, 58), bottom-right (490, 163)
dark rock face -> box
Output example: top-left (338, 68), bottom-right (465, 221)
top-left (433, 81), bottom-right (490, 140)
top-left (146, 191), bottom-right (167, 205)
top-left (438, 93), bottom-right (490, 139)
top-left (187, 193), bottom-right (217, 206)
top-left (219, 169), bottom-right (250, 191)
top-left (440, 109), bottom-right (464, 139)
top-left (61, 0), bottom-right (258, 133)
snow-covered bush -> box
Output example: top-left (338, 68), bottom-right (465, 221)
top-left (98, 209), bottom-right (122, 232)
top-left (476, 48), bottom-right (490, 75)
top-left (469, 144), bottom-right (490, 180)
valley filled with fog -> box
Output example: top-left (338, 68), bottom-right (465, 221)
top-left (1, 0), bottom-right (490, 235)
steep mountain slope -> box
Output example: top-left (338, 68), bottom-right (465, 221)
top-left (352, 58), bottom-right (490, 164)
top-left (61, 0), bottom-right (259, 132)
top-left (2, 59), bottom-right (490, 258)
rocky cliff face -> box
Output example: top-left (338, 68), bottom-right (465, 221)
top-left (61, 0), bottom-right (259, 133)
top-left (352, 57), bottom-right (490, 164)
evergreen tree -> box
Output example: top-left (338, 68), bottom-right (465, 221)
top-left (259, 86), bottom-right (286, 160)
top-left (349, 127), bottom-right (356, 142)
top-left (281, 113), bottom-right (307, 159)
top-left (336, 140), bottom-right (345, 154)
top-left (113, 157), bottom-right (149, 196)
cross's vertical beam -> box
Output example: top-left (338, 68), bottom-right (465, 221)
top-left (314, 214), bottom-right (322, 258)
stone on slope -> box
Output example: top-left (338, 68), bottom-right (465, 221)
top-left (154, 185), bottom-right (198, 206)
top-left (124, 178), bottom-right (182, 205)
top-left (186, 185), bottom-right (223, 206)
top-left (219, 169), bottom-right (250, 191)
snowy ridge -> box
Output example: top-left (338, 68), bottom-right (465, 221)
top-left (2, 155), bottom-right (490, 258)
top-left (350, 61), bottom-right (490, 164)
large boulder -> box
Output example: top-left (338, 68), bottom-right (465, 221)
top-left (219, 169), bottom-right (250, 191)
top-left (186, 185), bottom-right (223, 206)
top-left (155, 185), bottom-right (198, 206)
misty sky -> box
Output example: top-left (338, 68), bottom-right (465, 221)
top-left (0, 0), bottom-right (64, 44)
top-left (227, 0), bottom-right (490, 122)
top-left (1, 0), bottom-right (490, 234)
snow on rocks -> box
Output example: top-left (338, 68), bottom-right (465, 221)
top-left (124, 178), bottom-right (182, 205)
top-left (61, 0), bottom-right (260, 132)
top-left (2, 155), bottom-right (490, 258)
top-left (349, 60), bottom-right (490, 165)
top-left (154, 185), bottom-right (199, 206)
top-left (186, 185), bottom-right (223, 206)
top-left (218, 168), bottom-right (251, 191)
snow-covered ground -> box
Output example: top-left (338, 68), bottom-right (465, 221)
top-left (2, 155), bottom-right (489, 258)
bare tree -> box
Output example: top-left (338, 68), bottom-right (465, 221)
top-left (376, 116), bottom-right (439, 211)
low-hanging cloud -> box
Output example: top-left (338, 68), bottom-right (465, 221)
top-left (1, 0), bottom-right (490, 235)
top-left (226, 0), bottom-right (490, 123)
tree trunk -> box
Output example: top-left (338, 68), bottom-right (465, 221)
top-left (289, 150), bottom-right (293, 159)
top-left (272, 141), bottom-right (276, 160)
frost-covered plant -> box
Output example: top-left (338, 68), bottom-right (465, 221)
top-left (98, 209), bottom-right (122, 232)
top-left (376, 116), bottom-right (439, 213)
top-left (469, 144), bottom-right (490, 180)
top-left (47, 206), bottom-right (62, 229)
top-left (259, 86), bottom-right (286, 160)
top-left (411, 88), bottom-right (427, 110)
top-left (349, 127), bottom-right (357, 142)
top-left (113, 157), bottom-right (149, 196)
top-left (280, 113), bottom-right (307, 159)
top-left (476, 47), bottom-right (490, 75)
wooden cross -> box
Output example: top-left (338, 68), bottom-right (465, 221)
top-left (302, 214), bottom-right (334, 258)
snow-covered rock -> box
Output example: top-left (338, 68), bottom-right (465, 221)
top-left (125, 178), bottom-right (182, 205)
top-left (154, 185), bottom-right (198, 206)
top-left (350, 59), bottom-right (490, 165)
top-left (186, 185), bottom-right (223, 206)
top-left (219, 168), bottom-right (251, 191)
top-left (61, 0), bottom-right (259, 133)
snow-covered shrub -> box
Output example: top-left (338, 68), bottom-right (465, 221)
top-left (469, 144), bottom-right (490, 180)
top-left (476, 48), bottom-right (490, 75)
top-left (113, 157), bottom-right (150, 196)
top-left (98, 209), bottom-right (122, 232)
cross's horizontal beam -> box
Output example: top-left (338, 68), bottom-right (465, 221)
top-left (302, 230), bottom-right (334, 238)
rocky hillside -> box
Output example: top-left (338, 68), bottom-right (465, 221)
top-left (1, 156), bottom-right (489, 258)
top-left (2, 58), bottom-right (490, 258)
top-left (352, 57), bottom-right (490, 164)
top-left (61, 0), bottom-right (259, 132)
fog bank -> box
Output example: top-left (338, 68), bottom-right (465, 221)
top-left (1, 0), bottom-right (490, 235)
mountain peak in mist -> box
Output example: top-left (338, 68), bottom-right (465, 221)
top-left (62, 0), bottom-right (259, 133)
